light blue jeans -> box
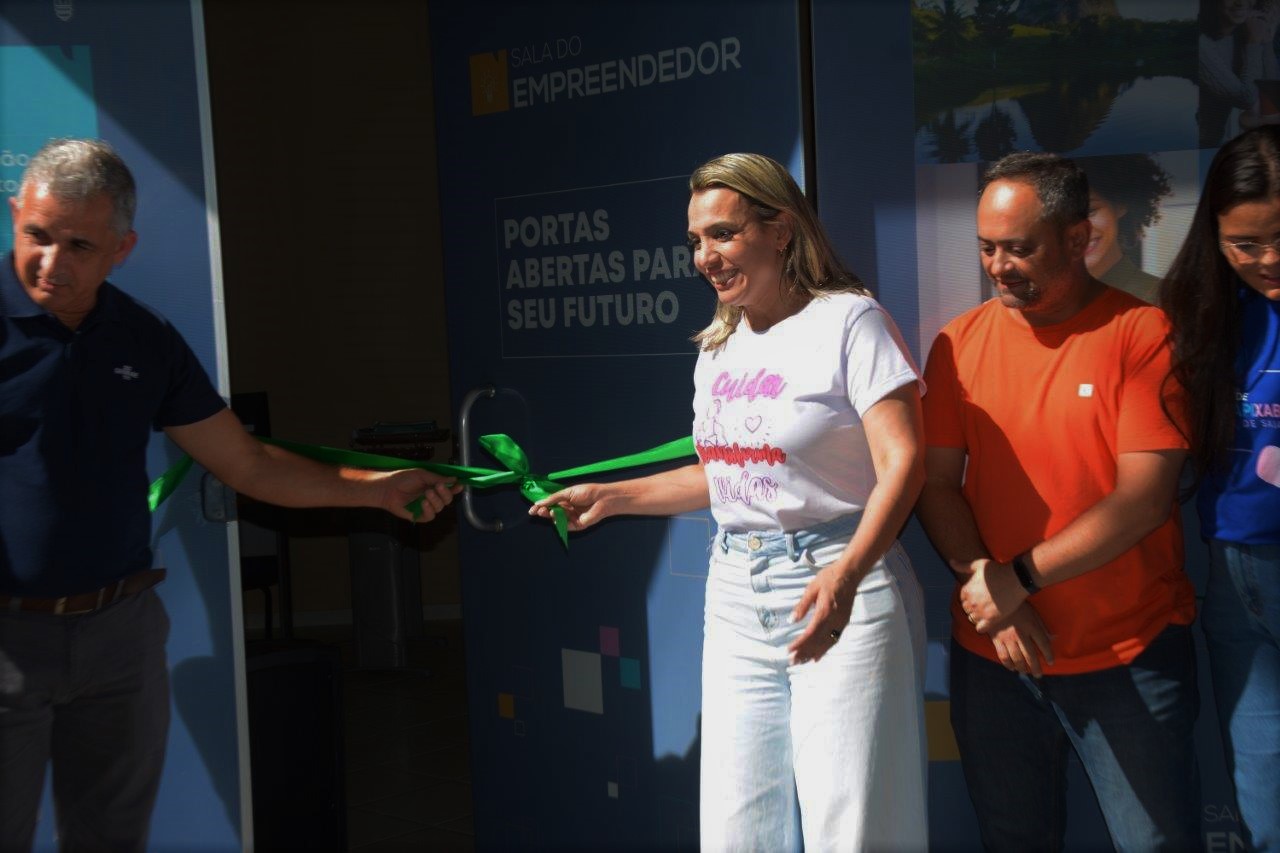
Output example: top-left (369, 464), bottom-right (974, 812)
top-left (699, 517), bottom-right (927, 852)
top-left (1203, 539), bottom-right (1280, 852)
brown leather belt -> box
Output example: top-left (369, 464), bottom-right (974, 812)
top-left (0, 568), bottom-right (167, 615)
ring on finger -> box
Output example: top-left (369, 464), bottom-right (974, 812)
top-left (828, 628), bottom-right (841, 641)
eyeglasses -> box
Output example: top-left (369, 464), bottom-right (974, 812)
top-left (1220, 237), bottom-right (1280, 260)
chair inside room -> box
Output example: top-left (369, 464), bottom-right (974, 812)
top-left (231, 391), bottom-right (294, 640)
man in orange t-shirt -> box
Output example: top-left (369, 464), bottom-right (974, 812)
top-left (917, 152), bottom-right (1200, 851)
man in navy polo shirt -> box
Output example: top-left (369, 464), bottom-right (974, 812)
top-left (0, 139), bottom-right (459, 850)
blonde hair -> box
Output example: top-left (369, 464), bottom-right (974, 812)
top-left (689, 153), bottom-right (867, 351)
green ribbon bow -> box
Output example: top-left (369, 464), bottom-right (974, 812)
top-left (148, 434), bottom-right (696, 549)
top-left (468, 434), bottom-right (572, 544)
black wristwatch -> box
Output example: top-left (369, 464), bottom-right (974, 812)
top-left (1011, 553), bottom-right (1041, 595)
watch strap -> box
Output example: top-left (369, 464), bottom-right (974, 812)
top-left (1011, 553), bottom-right (1040, 594)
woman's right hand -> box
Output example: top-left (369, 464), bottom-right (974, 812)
top-left (529, 483), bottom-right (615, 531)
top-left (528, 464), bottom-right (709, 532)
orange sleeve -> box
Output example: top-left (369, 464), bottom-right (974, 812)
top-left (1117, 310), bottom-right (1189, 454)
top-left (922, 331), bottom-right (966, 449)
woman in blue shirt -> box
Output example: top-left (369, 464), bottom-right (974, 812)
top-left (1163, 124), bottom-right (1280, 851)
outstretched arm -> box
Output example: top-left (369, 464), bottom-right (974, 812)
top-left (164, 408), bottom-right (461, 522)
top-left (529, 462), bottom-right (709, 531)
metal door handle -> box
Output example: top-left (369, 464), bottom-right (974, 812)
top-left (458, 385), bottom-right (502, 532)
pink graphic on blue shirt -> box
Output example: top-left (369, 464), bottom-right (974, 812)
top-left (1258, 444), bottom-right (1280, 489)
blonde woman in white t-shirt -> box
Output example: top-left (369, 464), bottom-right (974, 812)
top-left (531, 153), bottom-right (927, 852)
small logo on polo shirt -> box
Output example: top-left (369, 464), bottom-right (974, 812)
top-left (113, 365), bottom-right (140, 381)
top-left (1078, 384), bottom-right (1094, 398)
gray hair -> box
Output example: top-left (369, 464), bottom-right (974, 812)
top-left (981, 151), bottom-right (1089, 229)
top-left (17, 138), bottom-right (137, 236)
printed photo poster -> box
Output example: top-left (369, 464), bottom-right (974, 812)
top-left (1197, 0), bottom-right (1280, 148)
top-left (907, 1), bottom-right (1205, 351)
top-left (912, 1), bottom-right (1199, 163)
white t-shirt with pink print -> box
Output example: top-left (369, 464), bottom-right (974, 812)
top-left (692, 292), bottom-right (923, 533)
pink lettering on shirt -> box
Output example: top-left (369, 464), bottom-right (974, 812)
top-left (713, 470), bottom-right (780, 506)
top-left (710, 369), bottom-right (787, 403)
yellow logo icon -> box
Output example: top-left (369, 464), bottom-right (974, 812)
top-left (470, 51), bottom-right (509, 115)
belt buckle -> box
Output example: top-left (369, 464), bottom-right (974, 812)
top-left (747, 535), bottom-right (763, 551)
top-left (54, 596), bottom-right (95, 616)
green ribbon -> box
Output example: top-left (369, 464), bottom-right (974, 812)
top-left (148, 434), bottom-right (696, 548)
top-left (147, 454), bottom-right (193, 513)
top-left (468, 434), bottom-right (572, 544)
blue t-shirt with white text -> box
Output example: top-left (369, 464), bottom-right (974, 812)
top-left (1198, 286), bottom-right (1280, 544)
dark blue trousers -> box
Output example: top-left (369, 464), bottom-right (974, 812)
top-left (949, 624), bottom-right (1201, 852)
